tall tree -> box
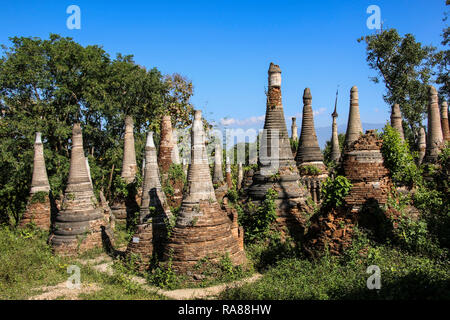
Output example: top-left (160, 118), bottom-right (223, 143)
top-left (358, 29), bottom-right (437, 147)
top-left (436, 1), bottom-right (450, 101)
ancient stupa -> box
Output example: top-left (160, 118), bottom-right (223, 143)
top-left (425, 86), bottom-right (444, 163)
top-left (20, 132), bottom-right (52, 230)
top-left (291, 117), bottom-right (298, 141)
top-left (111, 115), bottom-right (139, 224)
top-left (418, 127), bottom-right (426, 165)
top-left (344, 86), bottom-right (363, 148)
top-left (441, 101), bottom-right (450, 142)
top-left (50, 124), bottom-right (107, 255)
top-left (126, 132), bottom-right (172, 264)
top-left (330, 91), bottom-right (341, 163)
top-left (295, 88), bottom-right (326, 171)
top-left (158, 115), bottom-right (183, 208)
top-left (212, 138), bottom-right (224, 184)
top-left (247, 63), bottom-right (311, 237)
top-left (163, 110), bottom-right (246, 274)
top-left (390, 104), bottom-right (405, 141)
top-left (237, 162), bottom-right (243, 190)
top-left (225, 158), bottom-right (232, 189)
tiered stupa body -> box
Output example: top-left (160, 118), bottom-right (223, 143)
top-left (390, 104), bottom-right (405, 141)
top-left (20, 132), bottom-right (52, 230)
top-left (163, 110), bottom-right (246, 274)
top-left (247, 63), bottom-right (311, 237)
top-left (126, 132), bottom-right (172, 264)
top-left (425, 86), bottom-right (444, 163)
top-left (50, 124), bottom-right (107, 255)
top-left (344, 86), bottom-right (363, 148)
top-left (441, 101), bottom-right (450, 142)
top-left (295, 88), bottom-right (328, 204)
top-left (330, 92), bottom-right (341, 163)
top-left (111, 116), bottom-right (139, 224)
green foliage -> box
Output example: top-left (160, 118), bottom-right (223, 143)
top-left (0, 34), bottom-right (196, 226)
top-left (147, 254), bottom-right (180, 290)
top-left (381, 124), bottom-right (422, 187)
top-left (226, 188), bottom-right (239, 203)
top-left (239, 189), bottom-right (278, 242)
top-left (358, 29), bottom-right (437, 146)
top-left (30, 191), bottom-right (48, 204)
top-left (290, 137), bottom-right (298, 154)
top-left (299, 165), bottom-right (321, 176)
top-left (320, 176), bottom-right (352, 209)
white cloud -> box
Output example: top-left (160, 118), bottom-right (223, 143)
top-left (313, 108), bottom-right (326, 117)
top-left (220, 115), bottom-right (265, 126)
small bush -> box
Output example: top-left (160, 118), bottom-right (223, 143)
top-left (320, 176), bottom-right (352, 209)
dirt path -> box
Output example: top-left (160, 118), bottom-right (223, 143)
top-left (28, 253), bottom-right (261, 300)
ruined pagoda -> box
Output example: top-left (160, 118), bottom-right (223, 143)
top-left (50, 124), bottom-right (107, 255)
top-left (110, 115), bottom-right (139, 225)
top-left (418, 127), bottom-right (427, 165)
top-left (330, 90), bottom-right (340, 163)
top-left (247, 63), bottom-right (312, 237)
top-left (291, 117), bottom-right (298, 141)
top-left (344, 86), bottom-right (363, 148)
top-left (126, 132), bottom-right (172, 264)
top-left (425, 86), bottom-right (444, 163)
top-left (20, 132), bottom-right (52, 230)
top-left (441, 101), bottom-right (450, 142)
top-left (163, 110), bottom-right (246, 274)
top-left (390, 104), bottom-right (405, 141)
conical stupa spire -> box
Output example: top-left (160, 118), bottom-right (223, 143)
top-left (330, 90), bottom-right (340, 163)
top-left (344, 86), bottom-right (363, 148)
top-left (291, 117), bottom-right (298, 141)
top-left (425, 86), bottom-right (444, 163)
top-left (418, 127), bottom-right (426, 165)
top-left (441, 101), bottom-right (450, 142)
top-left (164, 110), bottom-right (246, 274)
top-left (121, 115), bottom-right (137, 183)
top-left (213, 138), bottom-right (224, 184)
top-left (237, 162), bottom-right (243, 190)
top-left (30, 132), bottom-right (50, 194)
top-left (390, 104), bottom-right (404, 141)
top-left (50, 123), bottom-right (106, 255)
top-left (140, 131), bottom-right (171, 224)
top-left (295, 88), bottom-right (324, 165)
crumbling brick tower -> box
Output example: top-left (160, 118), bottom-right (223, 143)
top-left (418, 127), bottom-right (426, 165)
top-left (50, 124), bottom-right (108, 255)
top-left (305, 130), bottom-right (393, 256)
top-left (212, 135), bottom-right (228, 202)
top-left (19, 132), bottom-right (52, 230)
top-left (126, 132), bottom-right (172, 266)
top-left (291, 117), bottom-right (298, 142)
top-left (441, 101), bottom-right (450, 143)
top-left (111, 115), bottom-right (139, 225)
top-left (158, 115), bottom-right (183, 208)
top-left (163, 110), bottom-right (246, 274)
top-left (425, 86), bottom-right (444, 164)
top-left (390, 104), bottom-right (405, 141)
top-left (247, 63), bottom-right (311, 238)
top-left (295, 88), bottom-right (328, 204)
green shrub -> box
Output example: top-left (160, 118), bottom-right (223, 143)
top-left (320, 176), bottom-right (352, 209)
top-left (381, 124), bottom-right (422, 187)
top-left (299, 165), bottom-right (321, 176)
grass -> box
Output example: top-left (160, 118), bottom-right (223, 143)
top-left (219, 232), bottom-right (450, 300)
top-left (0, 226), bottom-right (164, 300)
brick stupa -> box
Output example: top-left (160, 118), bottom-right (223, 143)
top-left (20, 132), bottom-right (52, 230)
top-left (50, 124), bottom-right (107, 255)
top-left (390, 104), bottom-right (405, 141)
top-left (158, 115), bottom-right (183, 208)
top-left (126, 132), bottom-right (172, 265)
top-left (291, 117), bottom-right (298, 141)
top-left (344, 86), bottom-right (363, 148)
top-left (441, 101), bottom-right (450, 142)
top-left (163, 110), bottom-right (246, 274)
top-left (425, 86), bottom-right (444, 163)
top-left (111, 116), bottom-right (139, 224)
top-left (418, 127), bottom-right (426, 165)
top-left (247, 63), bottom-right (311, 237)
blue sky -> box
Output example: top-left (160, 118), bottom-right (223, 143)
top-left (0, 0), bottom-right (447, 137)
